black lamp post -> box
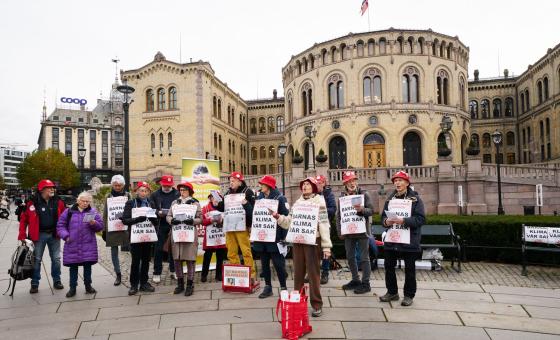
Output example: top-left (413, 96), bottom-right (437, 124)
top-left (304, 125), bottom-right (317, 169)
top-left (278, 143), bottom-right (287, 195)
top-left (117, 81), bottom-right (135, 190)
top-left (492, 130), bottom-right (505, 215)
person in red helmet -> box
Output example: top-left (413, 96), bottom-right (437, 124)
top-left (380, 171), bottom-right (425, 307)
top-left (18, 179), bottom-right (66, 293)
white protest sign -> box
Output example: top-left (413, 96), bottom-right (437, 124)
top-left (524, 226), bottom-right (549, 243)
top-left (205, 224), bottom-right (226, 247)
top-left (130, 207), bottom-right (158, 243)
top-left (172, 204), bottom-right (197, 220)
top-left (385, 199), bottom-right (412, 244)
top-left (171, 204), bottom-right (198, 243)
top-left (286, 201), bottom-right (319, 245)
top-left (223, 265), bottom-right (250, 288)
top-left (339, 195), bottom-right (366, 235)
top-left (107, 196), bottom-right (128, 232)
top-left (224, 194), bottom-right (246, 232)
top-left (250, 199), bottom-right (278, 242)
top-left (548, 228), bottom-right (560, 245)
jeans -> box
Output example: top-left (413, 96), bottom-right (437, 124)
top-left (356, 236), bottom-right (379, 262)
top-left (384, 250), bottom-right (418, 298)
top-left (31, 232), bottom-right (61, 286)
top-left (69, 264), bottom-right (92, 288)
top-left (153, 224), bottom-right (174, 275)
top-left (130, 243), bottom-right (152, 288)
top-left (260, 251), bottom-right (287, 288)
top-left (201, 248), bottom-right (227, 279)
top-left (345, 238), bottom-right (371, 283)
top-left (321, 258), bottom-right (330, 272)
top-left (110, 246), bottom-right (121, 274)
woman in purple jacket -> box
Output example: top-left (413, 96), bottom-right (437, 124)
top-left (57, 192), bottom-right (104, 298)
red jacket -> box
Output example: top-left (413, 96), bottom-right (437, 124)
top-left (201, 202), bottom-right (226, 250)
top-left (18, 197), bottom-right (66, 241)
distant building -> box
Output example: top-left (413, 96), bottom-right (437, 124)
top-left (0, 147), bottom-right (30, 188)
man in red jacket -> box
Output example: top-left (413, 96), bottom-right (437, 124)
top-left (18, 179), bottom-right (66, 293)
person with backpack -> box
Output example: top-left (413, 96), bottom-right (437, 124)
top-left (252, 175), bottom-right (289, 299)
top-left (56, 192), bottom-right (104, 298)
top-left (200, 192), bottom-right (226, 282)
top-left (18, 179), bottom-right (66, 294)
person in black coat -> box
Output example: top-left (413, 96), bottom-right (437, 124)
top-left (379, 171), bottom-right (426, 307)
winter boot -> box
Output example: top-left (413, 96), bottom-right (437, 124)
top-left (114, 273), bottom-right (122, 286)
top-left (185, 280), bottom-right (194, 296)
top-left (174, 278), bottom-right (185, 294)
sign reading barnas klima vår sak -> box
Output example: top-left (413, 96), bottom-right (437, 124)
top-left (250, 199), bottom-right (278, 242)
top-left (286, 201), bottom-right (319, 245)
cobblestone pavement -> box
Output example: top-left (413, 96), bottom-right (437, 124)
top-left (2, 217), bottom-right (560, 340)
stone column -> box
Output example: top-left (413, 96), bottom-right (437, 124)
top-left (437, 156), bottom-right (458, 214)
top-left (465, 156), bottom-right (487, 214)
top-left (315, 162), bottom-right (329, 180)
top-left (291, 162), bottom-right (304, 182)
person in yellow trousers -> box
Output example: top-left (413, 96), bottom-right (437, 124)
top-left (217, 172), bottom-right (256, 284)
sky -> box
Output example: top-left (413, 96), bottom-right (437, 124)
top-left (0, 0), bottom-right (558, 151)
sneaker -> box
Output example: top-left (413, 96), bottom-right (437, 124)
top-left (53, 281), bottom-right (64, 290)
top-left (258, 285), bottom-right (273, 299)
top-left (311, 308), bottom-right (322, 317)
top-left (65, 287), bottom-right (76, 298)
top-left (320, 271), bottom-right (329, 285)
top-left (169, 272), bottom-right (177, 280)
top-left (152, 275), bottom-right (161, 284)
top-left (128, 287), bottom-right (138, 296)
top-left (342, 280), bottom-right (361, 290)
top-left (139, 283), bottom-right (155, 292)
top-left (354, 282), bottom-right (371, 294)
top-left (85, 285), bottom-right (96, 294)
top-left (29, 285), bottom-right (39, 294)
top-left (401, 296), bottom-right (414, 306)
top-left (379, 292), bottom-right (400, 302)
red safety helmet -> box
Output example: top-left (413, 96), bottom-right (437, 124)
top-left (258, 175), bottom-right (277, 189)
top-left (135, 181), bottom-right (151, 191)
top-left (37, 179), bottom-right (56, 191)
top-left (299, 177), bottom-right (318, 194)
top-left (160, 175), bottom-right (175, 186)
top-left (177, 181), bottom-right (194, 194)
top-left (342, 171), bottom-right (358, 184)
top-left (315, 175), bottom-right (327, 184)
top-left (230, 171), bottom-right (244, 182)
top-left (391, 170), bottom-right (411, 183)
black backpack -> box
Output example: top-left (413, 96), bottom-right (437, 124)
top-left (4, 242), bottom-right (35, 297)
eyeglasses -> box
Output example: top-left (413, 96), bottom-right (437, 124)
top-left (179, 188), bottom-right (189, 191)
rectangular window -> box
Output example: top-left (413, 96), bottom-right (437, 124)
top-left (93, 119), bottom-right (98, 124)
top-left (65, 128), bottom-right (72, 157)
top-left (114, 130), bottom-right (123, 141)
top-left (90, 130), bottom-right (96, 169)
top-left (115, 158), bottom-right (123, 167)
top-left (52, 116), bottom-right (59, 121)
top-left (507, 153), bottom-right (516, 164)
top-left (52, 127), bottom-right (59, 150)
top-left (102, 158), bottom-right (108, 168)
top-left (78, 117), bottom-right (83, 122)
top-left (77, 129), bottom-right (84, 148)
top-left (483, 154), bottom-right (491, 163)
top-left (260, 165), bottom-right (267, 175)
top-left (115, 145), bottom-right (123, 155)
top-left (251, 165), bottom-right (258, 175)
top-left (65, 117), bottom-right (71, 122)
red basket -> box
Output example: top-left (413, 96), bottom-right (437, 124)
top-left (275, 286), bottom-right (312, 340)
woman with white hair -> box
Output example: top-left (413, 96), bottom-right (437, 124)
top-left (102, 175), bottom-right (132, 286)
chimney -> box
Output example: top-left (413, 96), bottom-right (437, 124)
top-left (474, 69), bottom-right (479, 81)
top-left (504, 69), bottom-right (509, 78)
top-left (80, 104), bottom-right (86, 111)
top-left (273, 89), bottom-right (277, 99)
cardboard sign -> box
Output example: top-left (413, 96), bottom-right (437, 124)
top-left (223, 264), bottom-right (250, 288)
top-left (205, 223), bottom-right (226, 247)
top-left (107, 196), bottom-right (128, 232)
top-left (250, 199), bottom-right (278, 242)
top-left (385, 199), bottom-right (413, 244)
top-left (224, 194), bottom-right (246, 232)
top-left (171, 204), bottom-right (197, 243)
top-left (286, 201), bottom-right (319, 245)
top-left (130, 207), bottom-right (158, 243)
top-left (339, 195), bottom-right (366, 235)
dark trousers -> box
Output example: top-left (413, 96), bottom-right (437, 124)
top-left (69, 264), bottom-right (92, 288)
top-left (384, 250), bottom-right (418, 298)
top-left (260, 251), bottom-right (287, 288)
top-left (153, 224), bottom-right (175, 275)
top-left (201, 248), bottom-right (227, 279)
top-left (130, 243), bottom-right (152, 288)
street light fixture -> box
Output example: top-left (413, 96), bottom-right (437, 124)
top-left (491, 130), bottom-right (505, 215)
top-left (78, 148), bottom-right (86, 168)
top-left (440, 113), bottom-right (453, 133)
top-left (278, 143), bottom-right (287, 195)
top-left (304, 125), bottom-right (317, 169)
top-left (117, 81), bottom-right (135, 191)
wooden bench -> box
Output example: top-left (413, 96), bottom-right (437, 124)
top-left (372, 223), bottom-right (463, 273)
top-left (521, 224), bottom-right (560, 276)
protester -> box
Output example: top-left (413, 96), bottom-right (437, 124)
top-left (167, 182), bottom-right (202, 296)
top-left (252, 175), bottom-right (289, 298)
top-left (336, 171), bottom-right (375, 294)
top-left (18, 179), bottom-right (66, 293)
top-left (121, 181), bottom-right (158, 295)
top-left (273, 177), bottom-right (332, 317)
top-left (150, 175), bottom-right (179, 283)
top-left (57, 192), bottom-right (104, 297)
top-left (201, 192), bottom-right (226, 282)
top-left (380, 171), bottom-right (426, 306)
top-left (315, 175), bottom-right (335, 284)
top-left (103, 175), bottom-right (132, 286)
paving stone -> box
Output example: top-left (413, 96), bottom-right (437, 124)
top-left (342, 321), bottom-right (491, 340)
top-left (522, 305), bottom-right (560, 321)
top-left (76, 335), bottom-right (109, 340)
top-left (139, 289), bottom-right (212, 304)
top-left (485, 328), bottom-right (560, 340)
top-left (436, 290), bottom-right (494, 302)
top-left (0, 302), bottom-right (59, 320)
top-left (108, 328), bottom-right (175, 340)
top-left (417, 282), bottom-right (484, 292)
top-left (0, 293), bottom-right (39, 308)
top-left (391, 298), bottom-right (528, 317)
top-left (219, 296), bottom-right (280, 309)
top-left (304, 321), bottom-right (347, 339)
top-left (159, 308), bottom-right (273, 328)
top-left (329, 296), bottom-right (387, 308)
top-left (0, 308), bottom-right (98, 329)
top-left (79, 315), bottom-right (160, 336)
top-left (482, 285), bottom-right (560, 298)
top-left (383, 308), bottom-right (462, 325)
top-left (97, 299), bottom-right (218, 320)
top-left (175, 324), bottom-right (230, 340)
top-left (491, 294), bottom-right (560, 308)
top-left (59, 296), bottom-right (139, 312)
top-left (211, 288), bottom-right (278, 299)
top-left (0, 321), bottom-right (81, 340)
top-left (315, 307), bottom-right (385, 322)
top-left (459, 312), bottom-right (560, 335)
top-left (93, 285), bottom-right (136, 299)
top-left (31, 289), bottom-right (96, 305)
top-left (231, 322), bottom-right (281, 339)
top-left (320, 287), bottom-right (347, 296)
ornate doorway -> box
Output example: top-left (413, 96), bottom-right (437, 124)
top-left (403, 131), bottom-right (422, 166)
top-left (363, 133), bottom-right (385, 167)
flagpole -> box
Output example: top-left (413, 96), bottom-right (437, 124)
top-left (367, 3), bottom-right (371, 31)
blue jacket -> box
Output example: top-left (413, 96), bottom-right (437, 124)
top-left (320, 186), bottom-right (336, 221)
top-left (252, 188), bottom-right (289, 253)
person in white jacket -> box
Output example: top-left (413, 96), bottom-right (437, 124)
top-left (272, 177), bottom-right (332, 317)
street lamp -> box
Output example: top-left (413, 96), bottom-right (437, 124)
top-left (278, 143), bottom-right (287, 195)
top-left (304, 125), bottom-right (317, 169)
top-left (440, 113), bottom-right (453, 134)
top-left (117, 81), bottom-right (135, 191)
top-left (492, 130), bottom-right (505, 215)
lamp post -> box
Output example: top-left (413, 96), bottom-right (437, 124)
top-left (278, 143), bottom-right (287, 195)
top-left (440, 114), bottom-right (453, 146)
top-left (78, 148), bottom-right (86, 191)
top-left (304, 125), bottom-right (317, 169)
top-left (117, 81), bottom-right (135, 190)
top-left (492, 130), bottom-right (505, 215)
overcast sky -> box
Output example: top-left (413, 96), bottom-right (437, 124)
top-left (1, 0), bottom-right (558, 151)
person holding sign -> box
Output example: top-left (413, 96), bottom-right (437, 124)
top-left (121, 181), bottom-right (159, 296)
top-left (57, 192), bottom-right (104, 298)
top-left (201, 192), bottom-right (227, 282)
top-left (217, 172), bottom-right (256, 283)
top-left (336, 171), bottom-right (375, 294)
top-left (252, 175), bottom-right (289, 299)
top-left (273, 177), bottom-right (332, 317)
top-left (380, 171), bottom-right (425, 307)
top-left (166, 182), bottom-right (202, 296)
top-left (102, 175), bottom-right (132, 286)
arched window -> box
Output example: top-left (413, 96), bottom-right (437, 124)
top-left (213, 96), bottom-right (217, 117)
top-left (525, 89), bottom-right (530, 110)
top-left (218, 99), bottom-right (222, 119)
top-left (268, 116), bottom-right (275, 133)
top-left (168, 87), bottom-right (177, 109)
top-left (402, 66), bottom-right (419, 103)
top-left (276, 116), bottom-right (285, 132)
top-left (538, 81), bottom-right (543, 104)
top-left (327, 74), bottom-right (344, 109)
top-left (436, 70), bottom-right (449, 104)
top-left (303, 58), bottom-right (308, 73)
top-left (418, 38), bottom-right (425, 54)
top-left (469, 100), bottom-right (478, 119)
top-left (227, 106), bottom-right (231, 124)
top-left (251, 147), bottom-right (257, 160)
top-left (268, 146), bottom-right (275, 159)
top-left (151, 133), bottom-right (155, 149)
top-left (471, 134), bottom-right (480, 148)
top-left (239, 115), bottom-right (243, 132)
top-left (168, 132), bottom-right (172, 148)
top-left (228, 139), bottom-right (231, 154)
top-left (357, 40), bottom-right (364, 57)
top-left (340, 43), bottom-right (348, 60)
top-left (440, 41), bottom-right (445, 58)
top-left (321, 49), bottom-right (327, 65)
top-left (259, 146), bottom-right (266, 159)
top-left (379, 38), bottom-right (386, 54)
top-left (492, 98), bottom-right (502, 118)
top-left (218, 135), bottom-right (222, 150)
top-left (250, 118), bottom-right (257, 134)
top-left (159, 133), bottom-right (164, 149)
top-left (258, 117), bottom-right (266, 133)
top-left (506, 132), bottom-right (515, 146)
top-left (146, 89), bottom-right (155, 111)
top-left (505, 97), bottom-right (514, 117)
top-left (363, 68), bottom-right (382, 104)
top-left (296, 61), bottom-right (301, 75)
top-left (459, 77), bottom-right (466, 109)
top-left (520, 93), bottom-right (525, 112)
top-left (367, 39), bottom-right (375, 56)
top-left (446, 44), bottom-right (452, 59)
top-left (482, 133), bottom-right (491, 148)
top-left (432, 39), bottom-right (438, 56)
top-left (397, 37), bottom-right (404, 54)
top-left (287, 94), bottom-right (293, 123)
top-left (330, 46), bottom-right (337, 63)
top-left (309, 54), bottom-right (315, 69)
top-left (407, 37), bottom-right (414, 54)
top-left (301, 83), bottom-right (313, 116)
top-left (481, 99), bottom-right (490, 119)
top-left (544, 77), bottom-right (549, 100)
top-left (157, 88), bottom-right (166, 110)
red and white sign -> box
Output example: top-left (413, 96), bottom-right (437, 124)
top-left (224, 194), bottom-right (246, 232)
top-left (339, 195), bottom-right (366, 235)
top-left (130, 207), bottom-right (158, 243)
top-left (107, 196), bottom-right (128, 232)
top-left (286, 201), bottom-right (319, 245)
top-left (385, 199), bottom-right (412, 244)
top-left (250, 199), bottom-right (278, 242)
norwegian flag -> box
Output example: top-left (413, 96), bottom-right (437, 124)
top-left (360, 0), bottom-right (369, 16)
